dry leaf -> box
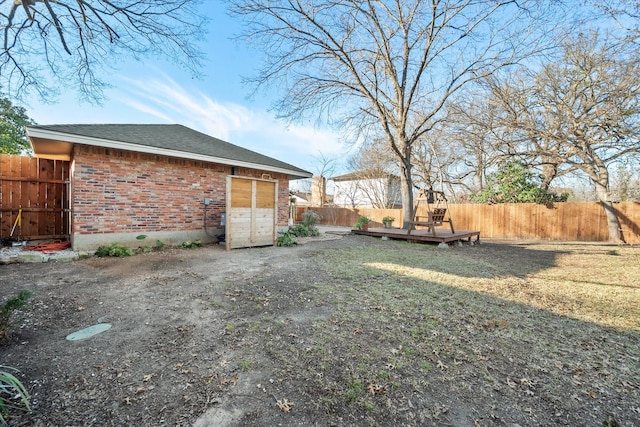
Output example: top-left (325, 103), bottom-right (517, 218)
top-left (520, 378), bottom-right (534, 388)
top-left (143, 373), bottom-right (154, 382)
top-left (368, 383), bottom-right (386, 395)
top-left (276, 398), bottom-right (293, 413)
top-left (221, 375), bottom-right (239, 386)
top-left (506, 377), bottom-right (517, 388)
top-left (437, 360), bottom-right (448, 370)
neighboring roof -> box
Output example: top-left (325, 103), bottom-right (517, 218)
top-left (26, 124), bottom-right (312, 179)
top-left (290, 191), bottom-right (311, 201)
top-left (331, 169), bottom-right (400, 182)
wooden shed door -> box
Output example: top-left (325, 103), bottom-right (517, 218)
top-left (226, 176), bottom-right (277, 250)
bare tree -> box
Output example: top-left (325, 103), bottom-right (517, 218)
top-left (340, 141), bottom-right (401, 208)
top-left (230, 0), bottom-right (561, 228)
top-left (488, 31), bottom-right (640, 242)
top-left (292, 151), bottom-right (341, 195)
top-left (591, 0), bottom-right (640, 42)
top-left (1, 0), bottom-right (206, 101)
top-left (444, 91), bottom-right (516, 195)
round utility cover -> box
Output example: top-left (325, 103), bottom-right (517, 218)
top-left (66, 323), bottom-right (112, 341)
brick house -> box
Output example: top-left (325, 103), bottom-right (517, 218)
top-left (26, 124), bottom-right (312, 250)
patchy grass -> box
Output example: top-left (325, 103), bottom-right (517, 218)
top-left (3, 237), bottom-right (638, 426)
top-left (255, 240), bottom-right (639, 426)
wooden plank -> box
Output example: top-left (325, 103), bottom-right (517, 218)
top-left (9, 156), bottom-right (21, 237)
top-left (0, 155), bottom-right (70, 240)
top-left (256, 180), bottom-right (275, 208)
top-left (226, 176), bottom-right (277, 249)
top-left (354, 227), bottom-right (480, 244)
top-left (230, 177), bottom-right (252, 208)
top-left (0, 155), bottom-right (11, 236)
top-left (39, 158), bottom-right (52, 237)
top-left (0, 176), bottom-right (67, 183)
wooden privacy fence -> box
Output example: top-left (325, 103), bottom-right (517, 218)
top-left (0, 154), bottom-right (70, 240)
top-left (298, 201), bottom-right (640, 244)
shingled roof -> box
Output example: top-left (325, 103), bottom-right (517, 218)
top-left (26, 124), bottom-right (312, 179)
top-left (331, 169), bottom-right (400, 181)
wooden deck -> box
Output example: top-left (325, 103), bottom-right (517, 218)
top-left (352, 226), bottom-right (480, 244)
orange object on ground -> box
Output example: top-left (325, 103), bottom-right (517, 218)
top-left (22, 241), bottom-right (71, 253)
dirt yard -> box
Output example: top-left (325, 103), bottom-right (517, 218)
top-left (1, 232), bottom-right (639, 426)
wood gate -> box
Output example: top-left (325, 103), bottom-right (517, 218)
top-left (226, 176), bottom-right (277, 250)
top-left (0, 154), bottom-right (70, 241)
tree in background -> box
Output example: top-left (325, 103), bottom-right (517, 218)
top-left (486, 31), bottom-right (640, 242)
top-left (471, 160), bottom-right (568, 204)
top-left (230, 0), bottom-right (561, 228)
top-left (592, 0), bottom-right (640, 42)
top-left (0, 97), bottom-right (34, 154)
top-left (0, 0), bottom-right (206, 102)
top-left (610, 162), bottom-right (640, 202)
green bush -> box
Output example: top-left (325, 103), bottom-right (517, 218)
top-left (181, 240), bottom-right (202, 249)
top-left (95, 243), bottom-right (134, 257)
top-left (354, 215), bottom-right (371, 229)
top-left (471, 160), bottom-right (569, 204)
top-left (276, 230), bottom-right (297, 247)
top-left (288, 223), bottom-right (316, 237)
top-left (0, 366), bottom-right (31, 425)
top-left (277, 211), bottom-right (321, 246)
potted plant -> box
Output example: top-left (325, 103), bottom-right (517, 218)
top-left (354, 215), bottom-right (371, 231)
top-left (382, 216), bottom-right (395, 229)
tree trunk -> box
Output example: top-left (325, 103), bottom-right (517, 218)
top-left (594, 181), bottom-right (625, 243)
top-left (399, 160), bottom-right (414, 229)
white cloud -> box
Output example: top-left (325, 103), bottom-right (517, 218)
top-left (117, 73), bottom-right (347, 171)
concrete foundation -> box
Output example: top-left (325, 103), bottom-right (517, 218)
top-left (72, 229), bottom-right (224, 251)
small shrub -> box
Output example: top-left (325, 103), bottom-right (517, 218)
top-left (1, 291), bottom-right (31, 319)
top-left (301, 210), bottom-right (320, 227)
top-left (181, 240), bottom-right (202, 249)
top-left (277, 230), bottom-right (297, 247)
top-left (306, 224), bottom-right (321, 237)
top-left (354, 215), bottom-right (371, 229)
top-left (95, 243), bottom-right (134, 257)
top-left (289, 223), bottom-right (319, 238)
top-left (155, 240), bottom-right (165, 249)
top-left (277, 213), bottom-right (321, 245)
top-left (0, 366), bottom-right (31, 425)
top-left (0, 291), bottom-right (32, 343)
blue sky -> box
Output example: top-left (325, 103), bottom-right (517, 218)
top-left (23, 2), bottom-right (347, 177)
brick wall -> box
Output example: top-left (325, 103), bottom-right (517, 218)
top-left (71, 145), bottom-right (290, 236)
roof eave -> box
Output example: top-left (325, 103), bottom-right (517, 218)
top-left (26, 127), bottom-right (313, 179)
